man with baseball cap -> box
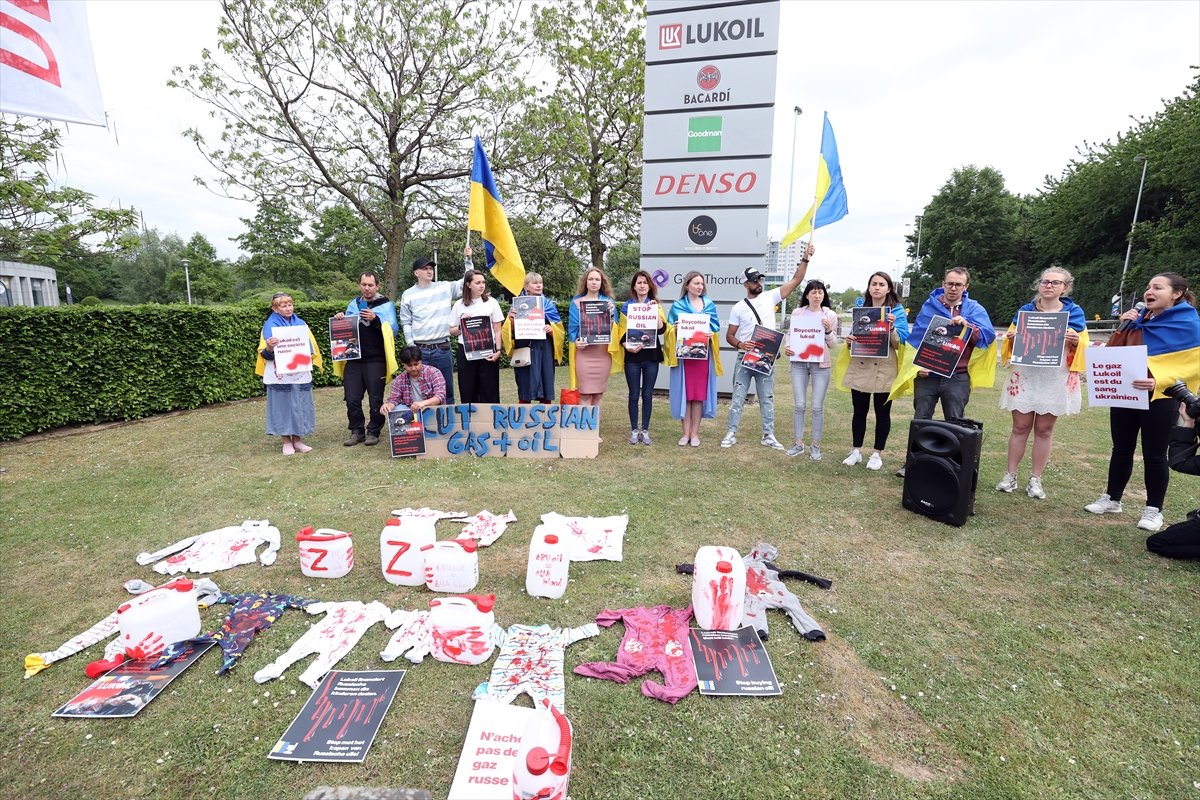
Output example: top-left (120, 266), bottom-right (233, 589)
top-left (399, 255), bottom-right (463, 405)
top-left (722, 242), bottom-right (816, 450)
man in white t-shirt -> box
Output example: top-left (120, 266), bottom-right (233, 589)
top-left (722, 243), bottom-right (815, 449)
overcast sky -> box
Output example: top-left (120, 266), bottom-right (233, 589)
top-left (48, 0), bottom-right (1200, 291)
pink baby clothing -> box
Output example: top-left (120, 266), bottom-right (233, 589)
top-left (473, 623), bottom-right (599, 711)
top-left (378, 610), bottom-right (432, 664)
top-left (253, 601), bottom-right (395, 688)
top-left (136, 520), bottom-right (281, 574)
top-left (573, 605), bottom-right (697, 704)
top-left (743, 543), bottom-right (825, 641)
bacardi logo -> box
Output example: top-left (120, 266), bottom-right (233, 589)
top-left (696, 65), bottom-right (720, 91)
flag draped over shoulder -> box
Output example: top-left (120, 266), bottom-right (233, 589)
top-left (468, 137), bottom-right (525, 295)
top-left (782, 112), bottom-right (848, 247)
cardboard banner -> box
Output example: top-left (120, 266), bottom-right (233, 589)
top-left (0, 0), bottom-right (106, 126)
top-left (413, 403), bottom-right (600, 459)
top-left (448, 699), bottom-right (538, 800)
top-left (1086, 346), bottom-right (1150, 410)
top-left (1011, 311), bottom-right (1068, 368)
top-left (268, 670), bottom-right (405, 763)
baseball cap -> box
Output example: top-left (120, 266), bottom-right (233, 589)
top-left (743, 267), bottom-right (764, 283)
top-left (412, 256), bottom-right (435, 272)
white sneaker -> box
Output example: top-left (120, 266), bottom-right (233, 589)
top-left (629, 430), bottom-right (641, 445)
top-left (1026, 476), bottom-right (1046, 500)
top-left (995, 472), bottom-right (1018, 493)
top-left (678, 436), bottom-right (689, 447)
top-left (1084, 494), bottom-right (1123, 514)
top-left (810, 444), bottom-right (822, 461)
top-left (720, 431), bottom-right (737, 448)
top-left (761, 434), bottom-right (785, 451)
top-left (866, 452), bottom-right (884, 471)
top-left (786, 443), bottom-right (807, 458)
top-left (641, 429), bottom-right (652, 446)
top-left (842, 449), bottom-right (862, 466)
top-left (1137, 506), bottom-right (1164, 531)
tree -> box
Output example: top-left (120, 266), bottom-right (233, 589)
top-left (232, 198), bottom-right (316, 289)
top-left (0, 117), bottom-right (138, 263)
top-left (904, 165), bottom-right (1028, 315)
top-left (112, 230), bottom-right (186, 304)
top-left (515, 0), bottom-right (644, 268)
top-left (603, 239), bottom-right (641, 295)
top-left (164, 233), bottom-right (234, 303)
top-left (171, 0), bottom-right (530, 297)
top-left (307, 203), bottom-right (386, 281)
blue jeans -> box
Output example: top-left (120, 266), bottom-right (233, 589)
top-left (727, 361), bottom-right (776, 436)
top-left (789, 362), bottom-right (831, 443)
top-left (419, 345), bottom-right (455, 405)
top-left (913, 371), bottom-right (970, 421)
top-left (624, 361), bottom-right (659, 430)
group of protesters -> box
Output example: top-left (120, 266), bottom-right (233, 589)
top-left (255, 252), bottom-right (1199, 549)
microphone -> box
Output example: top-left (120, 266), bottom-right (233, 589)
top-left (1116, 301), bottom-right (1147, 333)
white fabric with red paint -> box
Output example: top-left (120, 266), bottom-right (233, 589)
top-left (23, 578), bottom-right (221, 678)
top-left (539, 512), bottom-right (628, 562)
top-left (472, 623), bottom-right (600, 711)
top-left (389, 507), bottom-right (467, 522)
top-left (378, 609), bottom-right (433, 664)
top-left (252, 600), bottom-right (396, 688)
top-left (453, 509), bottom-right (517, 546)
top-left (135, 520), bottom-right (281, 574)
top-left (742, 543), bottom-right (825, 641)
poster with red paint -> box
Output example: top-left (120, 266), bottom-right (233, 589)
top-left (388, 408), bottom-right (425, 458)
top-left (849, 306), bottom-right (890, 359)
top-left (579, 299), bottom-right (613, 345)
top-left (675, 313), bottom-right (711, 360)
top-left (268, 670), bottom-right (405, 763)
top-left (911, 314), bottom-right (968, 378)
top-left (788, 312), bottom-right (826, 363)
top-left (53, 641), bottom-right (215, 718)
top-left (688, 627), bottom-right (781, 697)
top-left (448, 699), bottom-right (538, 799)
top-left (329, 315), bottom-right (361, 361)
top-left (462, 315), bottom-right (498, 361)
top-left (512, 296), bottom-right (546, 340)
top-left (740, 325), bottom-right (784, 376)
top-left (1010, 311), bottom-right (1068, 368)
top-left (271, 325), bottom-right (313, 374)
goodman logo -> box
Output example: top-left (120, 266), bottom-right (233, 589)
top-left (658, 17), bottom-right (766, 50)
top-left (687, 117), bottom-right (722, 153)
top-left (654, 170), bottom-right (758, 196)
top-left (688, 215), bottom-right (717, 246)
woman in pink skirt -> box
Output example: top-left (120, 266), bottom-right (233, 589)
top-left (667, 271), bottom-right (722, 446)
top-left (567, 267), bottom-right (618, 406)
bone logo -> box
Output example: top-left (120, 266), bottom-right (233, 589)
top-left (696, 65), bottom-right (721, 91)
top-left (659, 23), bottom-right (683, 49)
top-left (688, 215), bottom-right (717, 246)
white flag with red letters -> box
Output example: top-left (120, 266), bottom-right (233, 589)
top-left (1, 0), bottom-right (106, 126)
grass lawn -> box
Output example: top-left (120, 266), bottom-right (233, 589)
top-left (1, 366), bottom-right (1197, 800)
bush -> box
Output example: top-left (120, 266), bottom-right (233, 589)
top-left (79, 296), bottom-right (103, 306)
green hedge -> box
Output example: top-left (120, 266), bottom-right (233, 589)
top-left (0, 298), bottom-right (573, 440)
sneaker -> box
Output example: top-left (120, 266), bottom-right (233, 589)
top-left (1137, 506), bottom-right (1164, 532)
top-left (866, 452), bottom-right (884, 471)
top-left (786, 443), bottom-right (807, 458)
top-left (810, 444), bottom-right (822, 461)
top-left (1084, 494), bottom-right (1123, 514)
top-left (690, 437), bottom-right (700, 447)
top-left (364, 433), bottom-right (380, 446)
top-left (629, 430), bottom-right (641, 445)
top-left (1026, 476), bottom-right (1046, 499)
top-left (720, 431), bottom-right (737, 448)
top-left (995, 472), bottom-right (1018, 493)
top-left (343, 432), bottom-right (365, 447)
top-left (641, 430), bottom-right (652, 446)
top-left (678, 436), bottom-right (689, 447)
top-left (761, 434), bottom-right (785, 451)
top-left (842, 450), bottom-right (862, 466)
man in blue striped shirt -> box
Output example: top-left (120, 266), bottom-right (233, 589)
top-left (399, 256), bottom-right (462, 404)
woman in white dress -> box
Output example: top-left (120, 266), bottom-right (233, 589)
top-left (995, 267), bottom-right (1088, 499)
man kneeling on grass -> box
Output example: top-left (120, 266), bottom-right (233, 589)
top-left (380, 345), bottom-right (446, 419)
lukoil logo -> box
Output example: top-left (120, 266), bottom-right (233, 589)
top-left (687, 117), bottom-right (723, 153)
top-left (657, 17), bottom-right (766, 50)
top-left (659, 24), bottom-right (683, 49)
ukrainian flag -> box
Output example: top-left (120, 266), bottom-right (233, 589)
top-left (468, 136), bottom-right (525, 295)
top-left (1141, 301), bottom-right (1200, 398)
top-left (782, 112), bottom-right (849, 247)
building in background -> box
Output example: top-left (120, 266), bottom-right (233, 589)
top-left (0, 262), bottom-right (60, 307)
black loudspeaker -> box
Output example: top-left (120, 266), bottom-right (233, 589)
top-left (902, 418), bottom-right (984, 527)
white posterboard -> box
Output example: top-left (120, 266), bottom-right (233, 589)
top-left (448, 699), bottom-right (537, 800)
top-left (1086, 345), bottom-right (1149, 410)
top-left (271, 325), bottom-right (312, 374)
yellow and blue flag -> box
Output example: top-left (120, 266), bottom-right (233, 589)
top-left (1139, 301), bottom-right (1200, 398)
top-left (782, 112), bottom-right (848, 247)
top-left (468, 136), bottom-right (525, 295)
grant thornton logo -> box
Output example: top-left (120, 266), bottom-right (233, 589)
top-left (687, 116), bottom-right (723, 153)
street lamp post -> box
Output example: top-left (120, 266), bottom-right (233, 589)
top-left (1117, 155), bottom-right (1148, 312)
top-left (181, 258), bottom-right (192, 305)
